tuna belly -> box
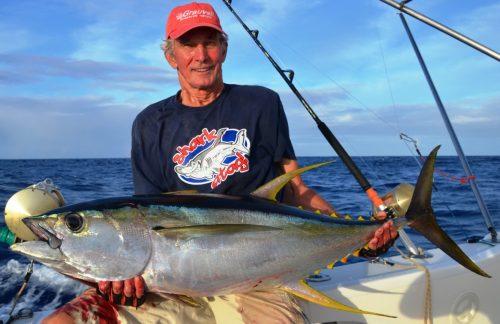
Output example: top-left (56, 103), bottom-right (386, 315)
top-left (144, 226), bottom-right (373, 296)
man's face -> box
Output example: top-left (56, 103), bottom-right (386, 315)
top-left (167, 27), bottom-right (227, 92)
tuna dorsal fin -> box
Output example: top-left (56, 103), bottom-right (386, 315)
top-left (281, 279), bottom-right (396, 318)
top-left (251, 161), bottom-right (333, 201)
top-left (153, 224), bottom-right (280, 240)
top-left (162, 190), bottom-right (199, 195)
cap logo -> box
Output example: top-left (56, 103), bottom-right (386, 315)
top-left (176, 9), bottom-right (215, 22)
top-left (167, 2), bottom-right (223, 39)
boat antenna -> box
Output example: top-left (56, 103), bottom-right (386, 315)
top-left (222, 0), bottom-right (389, 214)
top-left (380, 0), bottom-right (499, 62)
top-left (398, 12), bottom-right (497, 242)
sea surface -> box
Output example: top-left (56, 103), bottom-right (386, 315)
top-left (0, 156), bottom-right (499, 318)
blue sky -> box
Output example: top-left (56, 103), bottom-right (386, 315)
top-left (0, 0), bottom-right (498, 158)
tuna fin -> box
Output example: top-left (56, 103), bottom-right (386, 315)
top-left (251, 161), bottom-right (334, 201)
top-left (406, 145), bottom-right (491, 278)
top-left (162, 190), bottom-right (199, 195)
top-left (153, 224), bottom-right (280, 240)
top-left (155, 292), bottom-right (201, 307)
top-left (282, 279), bottom-right (396, 318)
top-left (213, 127), bottom-right (227, 146)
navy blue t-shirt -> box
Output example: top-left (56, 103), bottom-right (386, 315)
top-left (131, 84), bottom-right (296, 195)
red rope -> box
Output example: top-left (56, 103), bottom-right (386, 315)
top-left (419, 156), bottom-right (476, 184)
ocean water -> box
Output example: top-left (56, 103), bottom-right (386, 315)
top-left (0, 156), bottom-right (499, 317)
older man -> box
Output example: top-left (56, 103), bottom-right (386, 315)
top-left (43, 2), bottom-right (397, 323)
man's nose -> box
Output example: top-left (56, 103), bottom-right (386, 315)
top-left (193, 44), bottom-right (208, 61)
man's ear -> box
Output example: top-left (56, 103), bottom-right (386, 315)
top-left (221, 43), bottom-right (228, 63)
top-left (165, 51), bottom-right (178, 69)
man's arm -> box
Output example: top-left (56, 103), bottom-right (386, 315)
top-left (280, 158), bottom-right (398, 252)
top-left (281, 159), bottom-right (338, 216)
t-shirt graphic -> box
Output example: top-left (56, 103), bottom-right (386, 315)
top-left (172, 127), bottom-right (251, 189)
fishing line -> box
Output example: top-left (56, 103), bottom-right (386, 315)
top-left (223, 0), bottom-right (392, 213)
top-left (248, 18), bottom-right (403, 138)
top-left (375, 22), bottom-right (403, 137)
top-left (222, 0), bottom-right (441, 219)
top-left (224, 0), bottom-right (406, 142)
top-left (400, 133), bottom-right (471, 242)
top-left (4, 260), bottom-right (34, 324)
top-left (228, 3), bottom-right (414, 196)
top-left (243, 29), bottom-right (369, 164)
top-left (397, 11), bottom-right (497, 241)
top-left (400, 133), bottom-right (424, 166)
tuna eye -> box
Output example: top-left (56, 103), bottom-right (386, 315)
top-left (65, 213), bottom-right (84, 232)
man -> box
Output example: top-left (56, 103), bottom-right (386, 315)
top-left (42, 2), bottom-right (397, 323)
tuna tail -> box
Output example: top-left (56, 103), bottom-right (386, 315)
top-left (405, 145), bottom-right (491, 278)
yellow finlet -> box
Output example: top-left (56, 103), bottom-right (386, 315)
top-left (326, 262), bottom-right (335, 270)
top-left (282, 279), bottom-right (396, 318)
top-left (344, 215), bottom-right (352, 220)
top-left (251, 161), bottom-right (334, 201)
top-left (340, 255), bottom-right (349, 263)
top-left (330, 213), bottom-right (338, 218)
top-left (357, 216), bottom-right (365, 221)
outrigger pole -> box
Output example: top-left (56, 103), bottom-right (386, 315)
top-left (380, 0), bottom-right (499, 62)
top-left (222, 0), bottom-right (388, 213)
top-left (398, 12), bottom-right (497, 242)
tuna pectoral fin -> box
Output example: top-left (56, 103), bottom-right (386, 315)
top-left (251, 161), bottom-right (334, 201)
top-left (282, 279), bottom-right (396, 318)
top-left (155, 292), bottom-right (202, 307)
top-left (406, 146), bottom-right (491, 278)
top-left (153, 224), bottom-right (280, 240)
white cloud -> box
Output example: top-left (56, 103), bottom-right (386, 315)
top-left (0, 96), bottom-right (140, 159)
top-left (0, 0), bottom-right (498, 157)
top-left (0, 53), bottom-right (175, 92)
top-left (452, 115), bottom-right (490, 125)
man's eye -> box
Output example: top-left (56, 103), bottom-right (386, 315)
top-left (206, 41), bottom-right (217, 48)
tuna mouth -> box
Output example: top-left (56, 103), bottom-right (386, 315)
top-left (23, 217), bottom-right (62, 249)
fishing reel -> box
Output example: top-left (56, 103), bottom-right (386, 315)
top-left (372, 183), bottom-right (414, 218)
top-left (4, 179), bottom-right (65, 241)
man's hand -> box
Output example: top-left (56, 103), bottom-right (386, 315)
top-left (97, 275), bottom-right (146, 307)
top-left (363, 211), bottom-right (399, 257)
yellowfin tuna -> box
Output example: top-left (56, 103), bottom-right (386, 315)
top-left (11, 146), bottom-right (490, 318)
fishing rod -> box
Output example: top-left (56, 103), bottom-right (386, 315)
top-left (222, 0), bottom-right (389, 214)
top-left (380, 0), bottom-right (500, 62)
top-left (398, 12), bottom-right (497, 242)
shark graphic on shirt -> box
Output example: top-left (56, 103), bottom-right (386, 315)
top-left (173, 128), bottom-right (250, 188)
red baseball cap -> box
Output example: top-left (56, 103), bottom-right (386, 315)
top-left (166, 2), bottom-right (224, 39)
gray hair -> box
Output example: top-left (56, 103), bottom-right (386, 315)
top-left (161, 32), bottom-right (228, 56)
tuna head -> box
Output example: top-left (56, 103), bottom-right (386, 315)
top-left (10, 205), bottom-right (152, 282)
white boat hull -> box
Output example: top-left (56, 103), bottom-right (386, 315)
top-left (300, 239), bottom-right (500, 324)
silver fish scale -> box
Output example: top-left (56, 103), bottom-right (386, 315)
top-left (137, 204), bottom-right (380, 296)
